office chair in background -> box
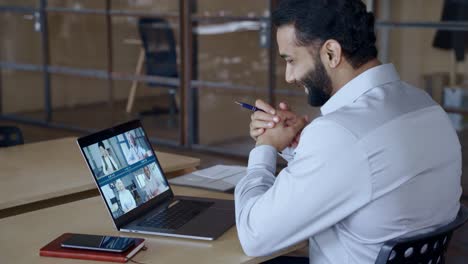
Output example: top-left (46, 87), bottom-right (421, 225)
top-left (137, 17), bottom-right (179, 127)
top-left (375, 205), bottom-right (468, 264)
top-left (0, 126), bottom-right (24, 147)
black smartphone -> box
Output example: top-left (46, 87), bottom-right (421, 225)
top-left (61, 234), bottom-right (136, 253)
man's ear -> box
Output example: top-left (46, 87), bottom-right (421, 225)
top-left (322, 39), bottom-right (342, 68)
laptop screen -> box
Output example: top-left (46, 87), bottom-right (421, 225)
top-left (81, 126), bottom-right (170, 219)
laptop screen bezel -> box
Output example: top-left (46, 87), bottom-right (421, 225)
top-left (77, 119), bottom-right (175, 229)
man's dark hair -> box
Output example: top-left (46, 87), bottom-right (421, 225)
top-left (98, 141), bottom-right (105, 149)
top-left (272, 0), bottom-right (378, 68)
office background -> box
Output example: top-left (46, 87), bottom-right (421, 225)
top-left (0, 0), bottom-right (467, 263)
top-left (0, 0), bottom-right (467, 194)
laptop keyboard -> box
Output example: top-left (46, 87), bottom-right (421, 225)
top-left (138, 200), bottom-right (213, 230)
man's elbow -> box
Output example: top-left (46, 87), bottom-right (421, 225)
top-left (238, 230), bottom-right (274, 257)
top-left (239, 240), bottom-right (270, 257)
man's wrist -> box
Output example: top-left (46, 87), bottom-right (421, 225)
top-left (248, 144), bottom-right (278, 174)
top-left (256, 138), bottom-right (280, 151)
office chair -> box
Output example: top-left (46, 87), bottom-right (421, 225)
top-left (0, 126), bottom-right (24, 147)
top-left (375, 205), bottom-right (468, 264)
top-left (138, 17), bottom-right (178, 127)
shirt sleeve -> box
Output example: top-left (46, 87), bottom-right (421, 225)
top-left (102, 159), bottom-right (109, 175)
top-left (120, 193), bottom-right (129, 212)
top-left (138, 146), bottom-right (149, 158)
top-left (278, 147), bottom-right (295, 162)
top-left (129, 191), bottom-right (136, 208)
top-left (234, 118), bottom-right (373, 257)
top-left (110, 156), bottom-right (119, 170)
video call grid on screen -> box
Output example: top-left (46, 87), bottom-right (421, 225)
top-left (83, 128), bottom-right (169, 219)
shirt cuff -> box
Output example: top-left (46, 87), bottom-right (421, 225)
top-left (279, 147), bottom-right (295, 162)
top-left (248, 145), bottom-right (277, 174)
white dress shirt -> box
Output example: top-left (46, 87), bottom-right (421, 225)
top-left (235, 64), bottom-right (462, 264)
top-left (102, 156), bottom-right (119, 175)
top-left (119, 189), bottom-right (137, 213)
top-left (127, 145), bottom-right (149, 165)
top-left (102, 184), bottom-right (118, 212)
top-left (144, 174), bottom-right (168, 199)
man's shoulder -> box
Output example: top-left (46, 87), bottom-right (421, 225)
top-left (319, 82), bottom-right (439, 139)
top-left (306, 116), bottom-right (356, 136)
top-left (299, 117), bottom-right (359, 147)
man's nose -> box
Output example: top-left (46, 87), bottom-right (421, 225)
top-left (285, 68), bottom-right (295, 84)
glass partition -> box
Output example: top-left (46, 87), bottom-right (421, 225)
top-left (0, 0), bottom-right (467, 173)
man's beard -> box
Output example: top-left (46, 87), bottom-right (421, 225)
top-left (300, 58), bottom-right (333, 107)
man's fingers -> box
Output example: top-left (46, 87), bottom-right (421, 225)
top-left (277, 110), bottom-right (298, 123)
top-left (251, 111), bottom-right (280, 123)
top-left (285, 118), bottom-right (298, 127)
top-left (287, 115), bottom-right (308, 127)
top-left (283, 117), bottom-right (304, 134)
top-left (251, 120), bottom-right (275, 130)
top-left (290, 116), bottom-right (307, 132)
top-left (288, 131), bottom-right (301, 148)
top-left (255, 99), bottom-right (276, 115)
top-left (250, 128), bottom-right (264, 139)
top-left (278, 102), bottom-right (290, 111)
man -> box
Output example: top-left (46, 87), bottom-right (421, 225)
top-left (126, 132), bottom-right (150, 165)
top-left (98, 141), bottom-right (119, 175)
top-left (143, 166), bottom-right (163, 200)
top-left (234, 1), bottom-right (462, 263)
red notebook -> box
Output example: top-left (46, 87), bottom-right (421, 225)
top-left (39, 233), bottom-right (145, 263)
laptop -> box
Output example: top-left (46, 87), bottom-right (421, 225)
top-left (169, 165), bottom-right (246, 192)
top-left (77, 120), bottom-right (235, 241)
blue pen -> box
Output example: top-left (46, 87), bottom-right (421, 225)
top-left (235, 101), bottom-right (266, 112)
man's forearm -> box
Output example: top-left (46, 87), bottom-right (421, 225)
top-left (235, 145), bottom-right (278, 256)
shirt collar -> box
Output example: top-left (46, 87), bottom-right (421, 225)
top-left (320, 63), bottom-right (400, 115)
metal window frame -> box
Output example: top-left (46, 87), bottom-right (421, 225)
top-left (1, 1), bottom-right (468, 157)
top-left (0, 0), bottom-right (278, 157)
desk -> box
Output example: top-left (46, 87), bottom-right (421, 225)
top-left (0, 137), bottom-right (200, 217)
top-left (0, 185), bottom-right (306, 264)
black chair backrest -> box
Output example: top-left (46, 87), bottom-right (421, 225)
top-left (0, 126), bottom-right (24, 147)
top-left (375, 205), bottom-right (468, 264)
top-left (138, 17), bottom-right (178, 86)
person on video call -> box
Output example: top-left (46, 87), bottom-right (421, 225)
top-left (143, 166), bottom-right (163, 200)
top-left (102, 184), bottom-right (119, 213)
top-left (115, 179), bottom-right (137, 213)
top-left (126, 132), bottom-right (150, 164)
top-left (98, 141), bottom-right (119, 175)
top-left (234, 0), bottom-right (462, 263)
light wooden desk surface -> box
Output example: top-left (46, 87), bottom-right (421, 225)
top-left (0, 185), bottom-right (306, 264)
top-left (0, 137), bottom-right (200, 212)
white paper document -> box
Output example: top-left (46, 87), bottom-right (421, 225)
top-left (192, 165), bottom-right (246, 180)
top-left (169, 164), bottom-right (247, 191)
